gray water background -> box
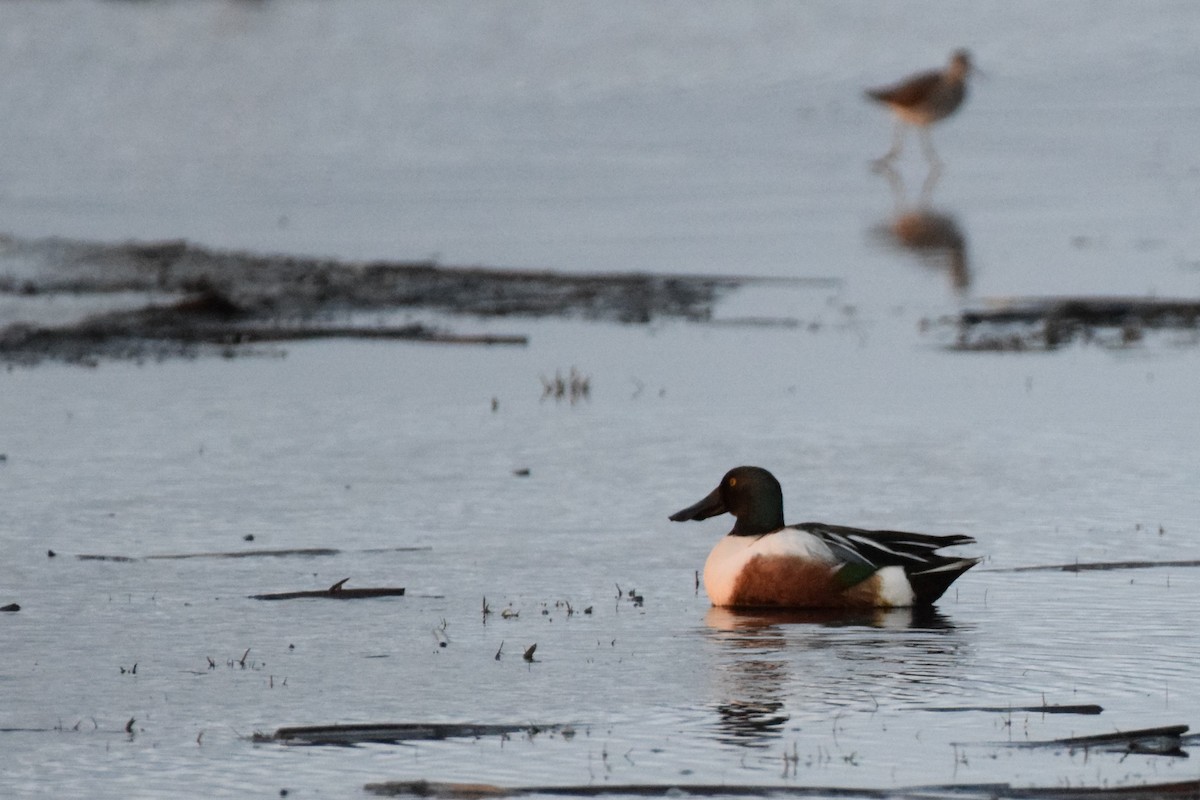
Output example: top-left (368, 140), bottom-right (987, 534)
top-left (3, 2), bottom-right (1200, 797)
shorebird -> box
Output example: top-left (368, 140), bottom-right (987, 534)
top-left (866, 49), bottom-right (972, 167)
top-left (669, 466), bottom-right (979, 609)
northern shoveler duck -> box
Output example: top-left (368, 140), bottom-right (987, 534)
top-left (669, 466), bottom-right (979, 609)
top-left (866, 49), bottom-right (972, 167)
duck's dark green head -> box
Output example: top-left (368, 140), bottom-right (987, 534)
top-left (669, 466), bottom-right (785, 537)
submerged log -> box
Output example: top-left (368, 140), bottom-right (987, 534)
top-left (994, 559), bottom-right (1200, 574)
top-left (913, 703), bottom-right (1103, 715)
top-left (1003, 724), bottom-right (1191, 757)
top-left (251, 578), bottom-right (406, 601)
top-left (259, 722), bottom-right (556, 745)
top-left (1052, 724), bottom-right (1189, 755)
top-left (364, 779), bottom-right (1200, 799)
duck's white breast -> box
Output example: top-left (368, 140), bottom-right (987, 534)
top-left (701, 529), bottom-right (917, 608)
top-left (703, 529), bottom-right (834, 607)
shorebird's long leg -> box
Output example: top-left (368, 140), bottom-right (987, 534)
top-left (918, 127), bottom-right (943, 170)
top-left (875, 160), bottom-right (908, 214)
top-left (918, 160), bottom-right (942, 206)
top-left (872, 121), bottom-right (906, 169)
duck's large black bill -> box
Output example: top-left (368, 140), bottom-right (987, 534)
top-left (669, 485), bottom-right (726, 522)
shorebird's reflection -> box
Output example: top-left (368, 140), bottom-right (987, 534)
top-left (702, 606), bottom-right (965, 747)
top-left (873, 162), bottom-right (970, 295)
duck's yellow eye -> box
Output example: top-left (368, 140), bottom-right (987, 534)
top-left (728, 477), bottom-right (737, 487)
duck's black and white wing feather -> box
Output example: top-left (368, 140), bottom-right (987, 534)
top-left (797, 523), bottom-right (974, 568)
top-left (794, 522), bottom-right (979, 605)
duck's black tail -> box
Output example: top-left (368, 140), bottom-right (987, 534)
top-left (909, 558), bottom-right (980, 606)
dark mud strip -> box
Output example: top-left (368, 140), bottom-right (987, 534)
top-left (990, 559), bottom-right (1200, 574)
top-left (0, 727), bottom-right (56, 733)
top-left (706, 317), bottom-right (805, 328)
top-left (145, 546), bottom-right (429, 560)
top-left (946, 296), bottom-right (1200, 352)
top-left (0, 234), bottom-right (834, 365)
top-left (75, 554), bottom-right (145, 562)
top-left (364, 779), bottom-right (1200, 799)
top-left (0, 298), bottom-right (528, 366)
top-left (72, 546), bottom-right (430, 562)
top-left (251, 587), bottom-right (406, 601)
top-left (996, 724), bottom-right (1190, 758)
top-left (0, 723), bottom-right (133, 735)
top-left (258, 722), bottom-right (559, 746)
top-left (77, 548), bottom-right (339, 561)
top-left (911, 704), bottom-right (1103, 715)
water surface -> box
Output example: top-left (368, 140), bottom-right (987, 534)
top-left (3, 2), bottom-right (1200, 797)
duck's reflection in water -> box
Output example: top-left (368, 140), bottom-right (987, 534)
top-left (872, 162), bottom-right (970, 296)
top-left (712, 665), bottom-right (790, 748)
top-left (707, 605), bottom-right (956, 633)
top-left (702, 606), bottom-right (967, 748)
